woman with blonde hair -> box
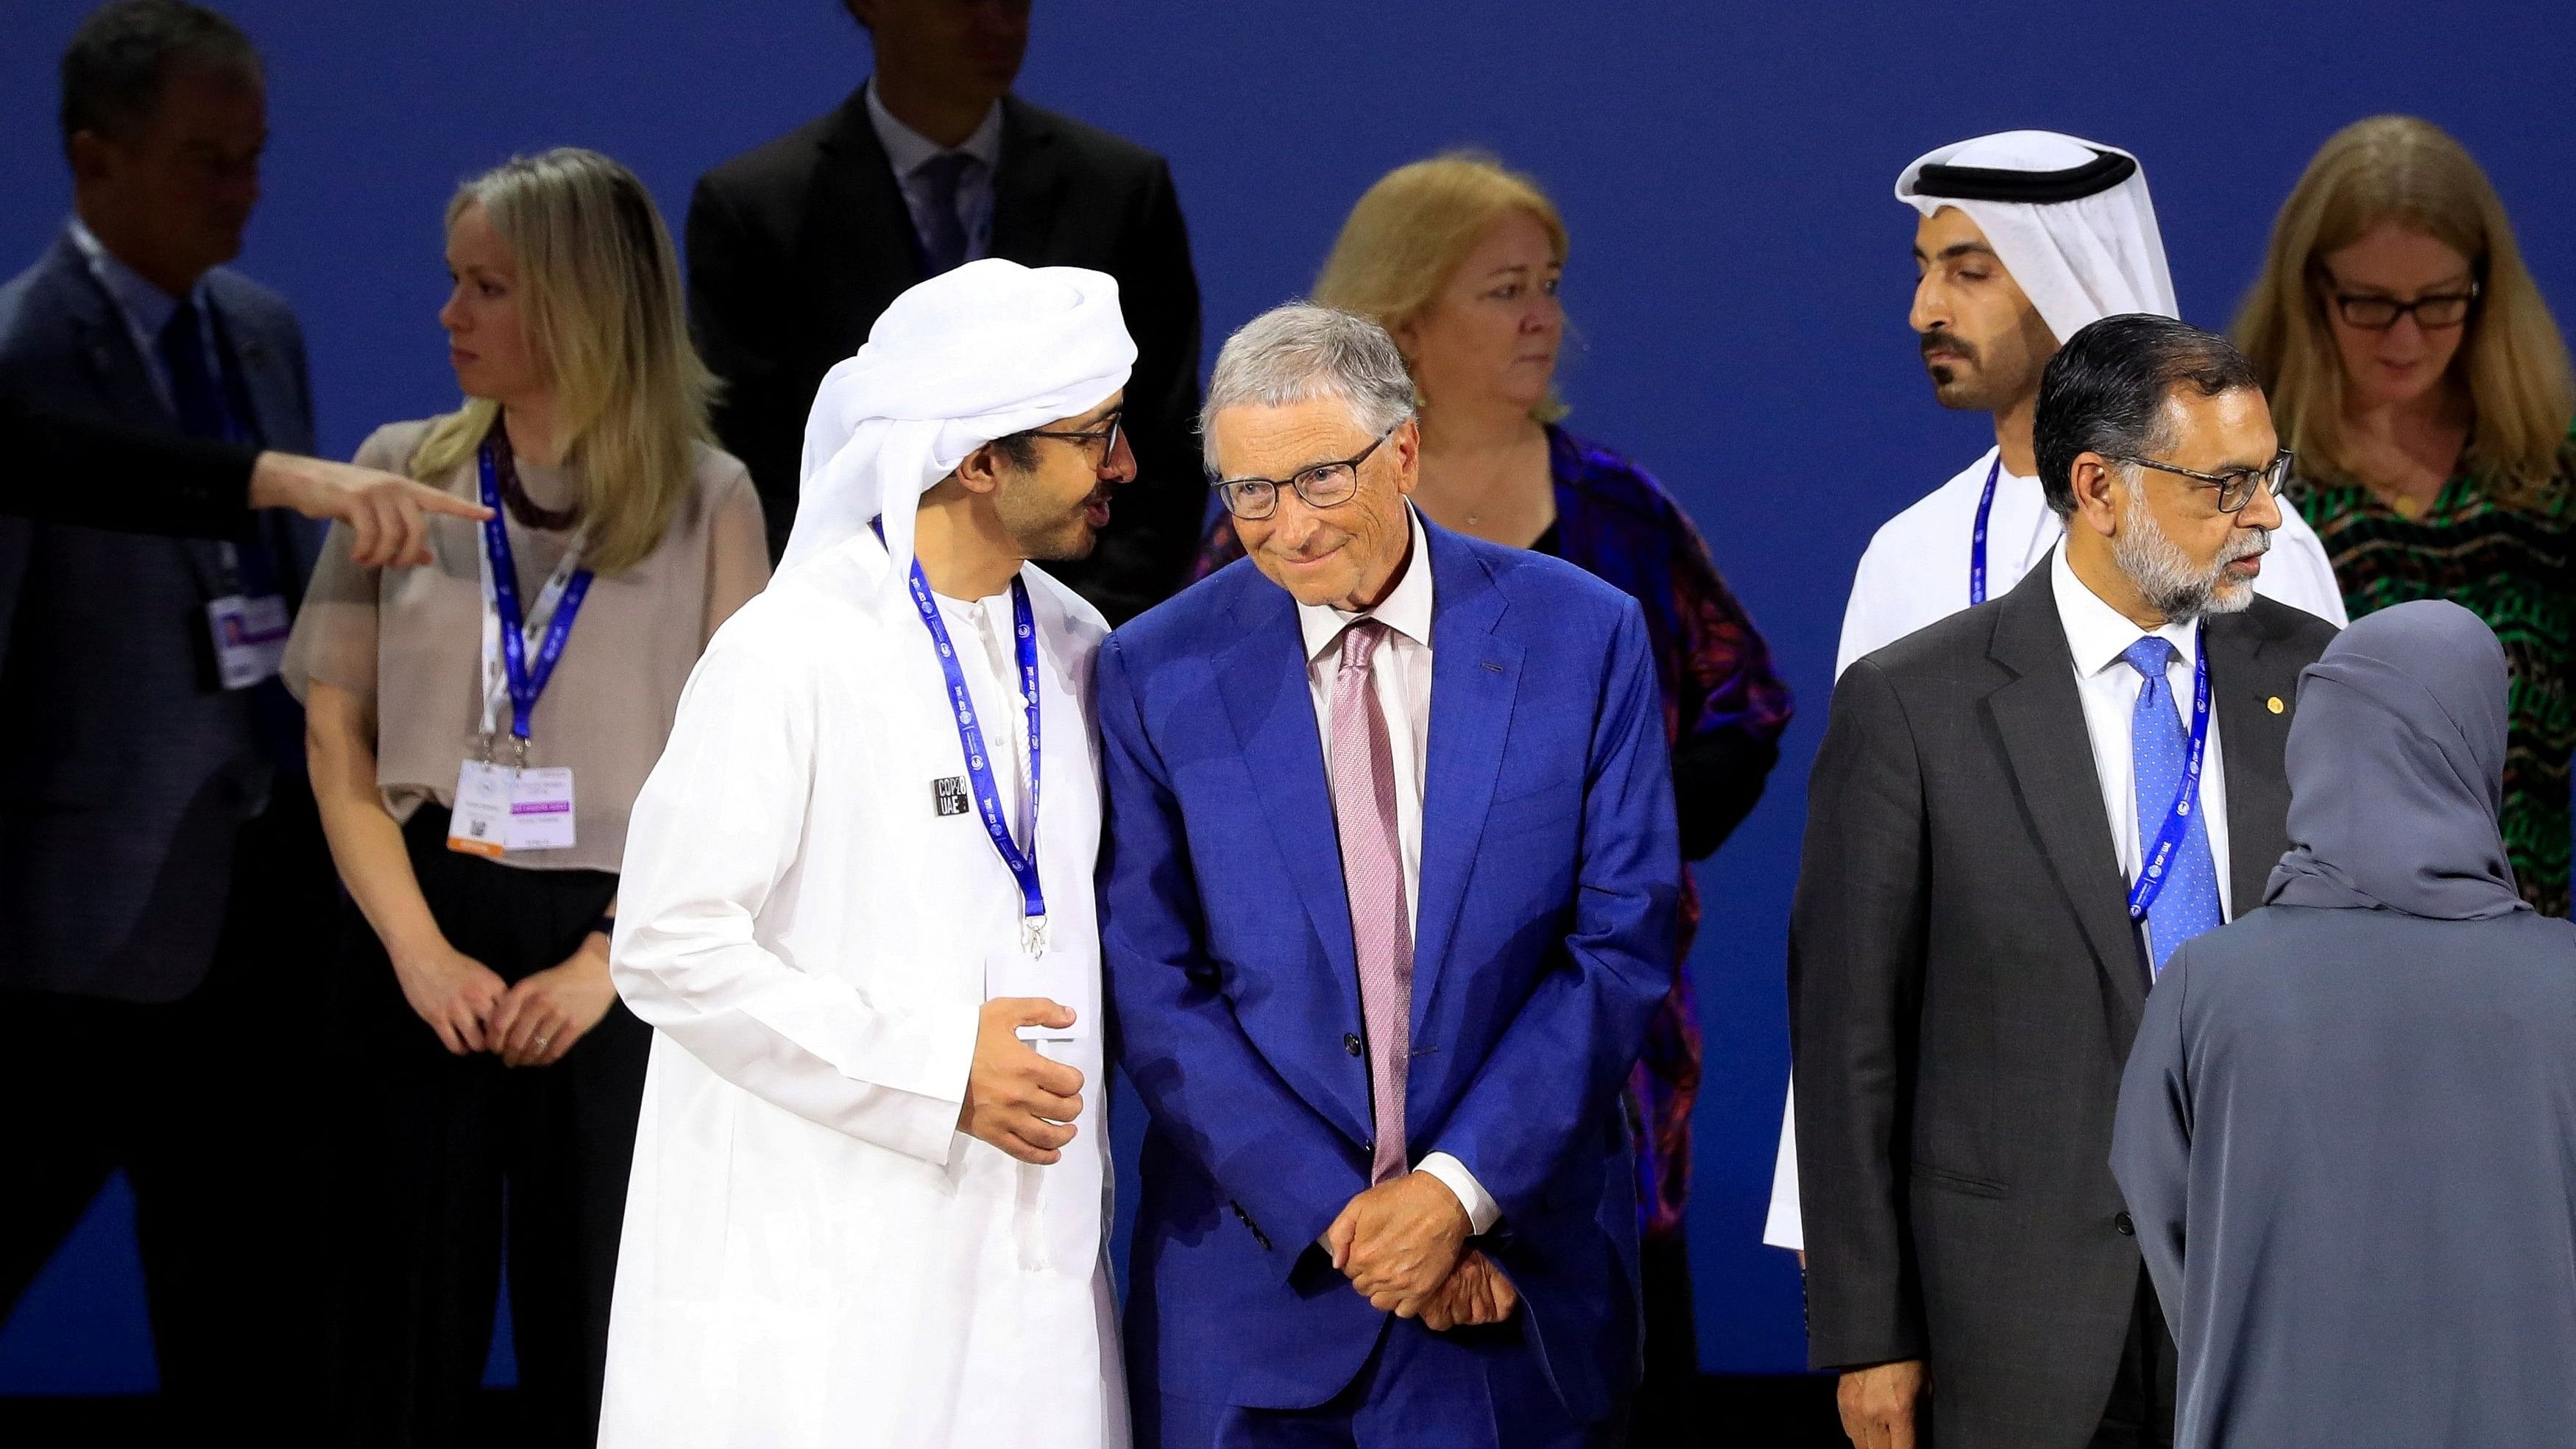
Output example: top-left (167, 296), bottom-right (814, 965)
top-left (1195, 152), bottom-right (1792, 1434)
top-left (2237, 116), bottom-right (2576, 913)
top-left (284, 147), bottom-right (768, 1443)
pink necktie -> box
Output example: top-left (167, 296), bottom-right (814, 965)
top-left (1326, 619), bottom-right (1412, 1185)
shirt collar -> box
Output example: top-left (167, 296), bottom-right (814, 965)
top-left (1299, 506), bottom-right (1434, 663)
top-left (66, 215), bottom-right (199, 341)
top-left (866, 79), bottom-right (1003, 180)
top-left (2050, 542), bottom-right (2199, 678)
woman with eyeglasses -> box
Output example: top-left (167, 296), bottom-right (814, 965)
top-left (2237, 116), bottom-right (2576, 913)
top-left (1194, 153), bottom-right (1793, 1436)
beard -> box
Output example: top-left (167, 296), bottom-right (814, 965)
top-left (2113, 487), bottom-right (2269, 623)
top-left (1003, 481), bottom-right (1110, 564)
top-left (1920, 327), bottom-right (2017, 412)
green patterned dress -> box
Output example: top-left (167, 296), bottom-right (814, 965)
top-left (2294, 448), bottom-right (2576, 915)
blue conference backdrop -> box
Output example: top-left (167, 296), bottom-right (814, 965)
top-left (2, 0), bottom-right (2570, 1392)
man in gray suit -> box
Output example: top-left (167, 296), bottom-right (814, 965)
top-left (1791, 314), bottom-right (2338, 1449)
top-left (0, 3), bottom-right (336, 1429)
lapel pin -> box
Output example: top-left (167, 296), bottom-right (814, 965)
top-left (2266, 696), bottom-right (2285, 715)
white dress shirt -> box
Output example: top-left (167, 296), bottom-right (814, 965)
top-left (866, 80), bottom-right (1002, 266)
top-left (1294, 508), bottom-right (1498, 1235)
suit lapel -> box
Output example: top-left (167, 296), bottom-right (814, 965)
top-left (205, 282), bottom-right (297, 453)
top-left (989, 97), bottom-right (1069, 263)
top-left (1210, 582), bottom-right (1371, 1141)
top-left (49, 236), bottom-right (229, 592)
top-left (804, 85), bottom-right (927, 354)
top-left (51, 235), bottom-right (173, 430)
top-left (1984, 560), bottom-right (2149, 1028)
top-left (2209, 614), bottom-right (2297, 915)
top-left (1411, 527), bottom-right (1520, 1038)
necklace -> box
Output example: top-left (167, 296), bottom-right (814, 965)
top-left (484, 416), bottom-right (581, 532)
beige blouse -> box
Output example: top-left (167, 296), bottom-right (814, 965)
top-left (283, 418), bottom-right (769, 872)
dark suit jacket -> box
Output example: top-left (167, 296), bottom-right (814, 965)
top-left (1099, 522), bottom-right (1679, 1423)
top-left (1789, 557), bottom-right (2335, 1448)
top-left (687, 85), bottom-right (1203, 623)
top-left (0, 230), bottom-right (318, 1002)
top-left (2, 394), bottom-right (257, 536)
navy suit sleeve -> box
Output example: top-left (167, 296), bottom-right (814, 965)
top-left (2112, 949), bottom-right (2193, 1334)
top-left (1097, 634), bottom-right (1364, 1266)
top-left (1425, 599), bottom-right (1679, 1219)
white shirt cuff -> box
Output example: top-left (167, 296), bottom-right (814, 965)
top-left (1415, 1152), bottom-right (1501, 1235)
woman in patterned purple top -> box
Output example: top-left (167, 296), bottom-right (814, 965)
top-left (1195, 153), bottom-right (1792, 1429)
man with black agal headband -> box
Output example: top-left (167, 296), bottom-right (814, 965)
top-left (1790, 316), bottom-right (2335, 1449)
top-left (2115, 600), bottom-right (2576, 1449)
top-left (1765, 130), bottom-right (2349, 1258)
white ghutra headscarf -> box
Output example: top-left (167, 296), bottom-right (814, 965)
top-left (780, 258), bottom-right (1136, 598)
top-left (1895, 130), bottom-right (2179, 344)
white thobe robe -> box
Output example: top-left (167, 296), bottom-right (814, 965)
top-left (1763, 446), bottom-right (2351, 1253)
top-left (599, 531), bottom-right (1124, 1448)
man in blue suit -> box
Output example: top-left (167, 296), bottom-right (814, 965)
top-left (0, 3), bottom-right (336, 1430)
top-left (1100, 303), bottom-right (1679, 1447)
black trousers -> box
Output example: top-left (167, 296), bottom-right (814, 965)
top-left (1626, 1232), bottom-right (1701, 1444)
top-left (0, 784), bottom-right (338, 1441)
top-left (2088, 1270), bottom-right (2178, 1449)
top-left (326, 806), bottom-right (645, 1448)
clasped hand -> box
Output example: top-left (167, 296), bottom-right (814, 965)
top-left (392, 932), bottom-right (618, 1067)
top-left (1324, 1172), bottom-right (1516, 1328)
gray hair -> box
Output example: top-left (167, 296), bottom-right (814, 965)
top-left (1200, 303), bottom-right (1415, 472)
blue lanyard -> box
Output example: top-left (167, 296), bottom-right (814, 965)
top-left (477, 443), bottom-right (594, 743)
top-left (880, 523), bottom-right (1048, 954)
top-left (2126, 626), bottom-right (2212, 924)
top-left (1969, 457), bottom-right (2001, 604)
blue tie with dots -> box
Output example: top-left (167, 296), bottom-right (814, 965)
top-left (2123, 637), bottom-right (2223, 977)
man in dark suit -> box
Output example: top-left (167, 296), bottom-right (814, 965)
top-left (1100, 305), bottom-right (1677, 1447)
top-left (688, 0), bottom-right (1203, 622)
top-left (0, 3), bottom-right (337, 1431)
top-left (1791, 315), bottom-right (2339, 1449)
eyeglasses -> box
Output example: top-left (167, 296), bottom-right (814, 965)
top-left (2104, 449), bottom-right (2295, 514)
top-left (1210, 425), bottom-right (1401, 520)
top-left (1024, 410), bottom-right (1124, 467)
top-left (2324, 281), bottom-right (2480, 331)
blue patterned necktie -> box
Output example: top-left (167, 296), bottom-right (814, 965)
top-left (2123, 636), bottom-right (2223, 977)
top-left (912, 152), bottom-right (979, 276)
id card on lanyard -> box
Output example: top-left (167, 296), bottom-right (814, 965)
top-left (450, 443), bottom-right (593, 857)
top-left (877, 521), bottom-right (1053, 973)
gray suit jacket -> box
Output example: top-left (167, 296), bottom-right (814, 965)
top-left (0, 229), bottom-right (317, 1002)
top-left (1789, 557), bottom-right (2334, 1448)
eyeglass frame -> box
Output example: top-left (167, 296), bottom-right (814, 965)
top-left (2317, 273), bottom-right (2482, 332)
top-left (2101, 448), bottom-right (2294, 514)
top-left (1021, 409), bottom-right (1125, 467)
top-left (1208, 422), bottom-right (1405, 520)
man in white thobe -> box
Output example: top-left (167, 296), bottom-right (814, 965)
top-left (1766, 131), bottom-right (2351, 1253)
top-left (599, 259), bottom-right (1139, 1448)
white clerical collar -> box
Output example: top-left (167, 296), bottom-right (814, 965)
top-left (1299, 506), bottom-right (1434, 662)
top-left (866, 79), bottom-right (1003, 180)
top-left (2050, 542), bottom-right (2198, 678)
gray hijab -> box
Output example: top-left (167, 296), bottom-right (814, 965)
top-left (2264, 599), bottom-right (2530, 919)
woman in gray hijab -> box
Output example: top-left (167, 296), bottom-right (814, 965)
top-left (2111, 598), bottom-right (2576, 1448)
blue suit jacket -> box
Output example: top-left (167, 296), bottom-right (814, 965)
top-left (0, 230), bottom-right (317, 1002)
top-left (1100, 519), bottom-right (1680, 1420)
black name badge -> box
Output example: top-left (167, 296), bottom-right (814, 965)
top-left (933, 776), bottom-right (971, 817)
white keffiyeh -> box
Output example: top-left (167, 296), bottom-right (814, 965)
top-left (1895, 130), bottom-right (2179, 344)
top-left (779, 258), bottom-right (1136, 599)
